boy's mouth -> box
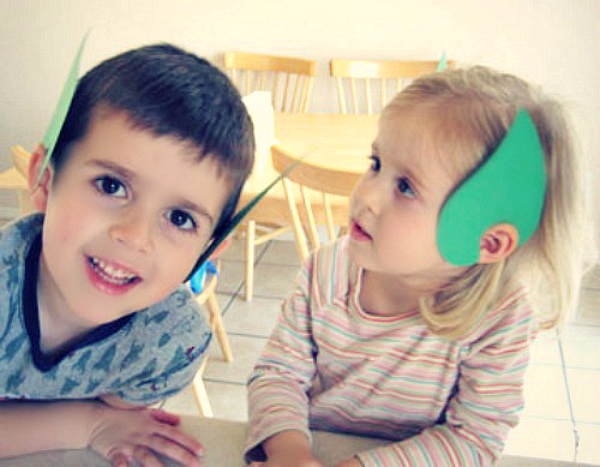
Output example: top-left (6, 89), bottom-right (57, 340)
top-left (87, 256), bottom-right (141, 286)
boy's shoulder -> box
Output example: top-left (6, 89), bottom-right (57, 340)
top-left (0, 213), bottom-right (44, 260)
top-left (0, 213), bottom-right (44, 332)
top-left (105, 285), bottom-right (210, 403)
top-left (132, 284), bottom-right (209, 344)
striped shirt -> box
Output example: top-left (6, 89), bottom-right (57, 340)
top-left (246, 236), bottom-right (535, 466)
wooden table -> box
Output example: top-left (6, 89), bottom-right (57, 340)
top-left (0, 416), bottom-right (586, 466)
top-left (273, 113), bottom-right (379, 175)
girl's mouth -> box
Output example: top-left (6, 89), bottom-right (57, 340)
top-left (350, 220), bottom-right (372, 242)
top-left (86, 255), bottom-right (141, 295)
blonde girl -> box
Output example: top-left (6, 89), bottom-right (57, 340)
top-left (245, 66), bottom-right (591, 466)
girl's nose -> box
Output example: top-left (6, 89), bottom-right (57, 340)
top-left (353, 176), bottom-right (382, 215)
top-left (109, 208), bottom-right (153, 253)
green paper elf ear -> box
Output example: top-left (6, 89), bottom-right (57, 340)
top-left (35, 34), bottom-right (88, 187)
top-left (436, 52), bottom-right (448, 71)
top-left (437, 108), bottom-right (546, 266)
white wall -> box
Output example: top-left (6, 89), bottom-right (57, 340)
top-left (1, 0), bottom-right (599, 246)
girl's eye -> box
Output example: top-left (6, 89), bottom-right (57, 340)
top-left (397, 177), bottom-right (416, 198)
top-left (168, 209), bottom-right (197, 232)
top-left (95, 176), bottom-right (127, 198)
top-left (369, 155), bottom-right (381, 172)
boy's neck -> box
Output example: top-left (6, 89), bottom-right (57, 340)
top-left (36, 262), bottom-right (95, 357)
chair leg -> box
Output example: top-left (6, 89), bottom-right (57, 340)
top-left (245, 220), bottom-right (255, 301)
top-left (207, 292), bottom-right (233, 363)
top-left (192, 359), bottom-right (213, 418)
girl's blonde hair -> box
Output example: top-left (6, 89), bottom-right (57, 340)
top-left (383, 66), bottom-right (593, 339)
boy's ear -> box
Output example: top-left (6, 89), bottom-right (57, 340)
top-left (28, 144), bottom-right (53, 212)
top-left (478, 223), bottom-right (519, 264)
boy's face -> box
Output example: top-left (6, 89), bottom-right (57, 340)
top-left (31, 109), bottom-right (231, 330)
top-left (348, 107), bottom-right (465, 289)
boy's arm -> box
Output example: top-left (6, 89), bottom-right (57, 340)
top-left (0, 400), bottom-right (203, 465)
top-left (245, 259), bottom-right (319, 463)
top-left (351, 298), bottom-right (535, 467)
top-left (0, 401), bottom-right (96, 456)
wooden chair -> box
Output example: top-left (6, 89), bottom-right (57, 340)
top-left (191, 260), bottom-right (233, 418)
top-left (224, 52), bottom-right (318, 300)
top-left (330, 58), bottom-right (455, 115)
top-left (6, 145), bottom-right (231, 418)
top-left (271, 145), bottom-right (360, 262)
top-left (224, 51), bottom-right (317, 113)
top-left (0, 146), bottom-right (35, 216)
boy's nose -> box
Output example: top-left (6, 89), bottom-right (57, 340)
top-left (109, 209), bottom-right (153, 253)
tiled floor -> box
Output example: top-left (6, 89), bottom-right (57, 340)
top-left (164, 237), bottom-right (600, 465)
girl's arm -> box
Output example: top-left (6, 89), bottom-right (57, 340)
top-left (0, 400), bottom-right (203, 466)
top-left (245, 259), bottom-right (319, 463)
top-left (352, 298), bottom-right (535, 466)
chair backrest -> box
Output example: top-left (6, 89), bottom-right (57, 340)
top-left (329, 58), bottom-right (455, 115)
top-left (12, 145), bottom-right (31, 178)
top-left (224, 51), bottom-right (317, 113)
top-left (271, 145), bottom-right (360, 261)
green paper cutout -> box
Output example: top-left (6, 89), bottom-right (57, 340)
top-left (437, 109), bottom-right (546, 266)
top-left (436, 52), bottom-right (447, 71)
top-left (36, 34), bottom-right (88, 186)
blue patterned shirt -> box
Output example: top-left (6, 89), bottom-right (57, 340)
top-left (0, 213), bottom-right (211, 404)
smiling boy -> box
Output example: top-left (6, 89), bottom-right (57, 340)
top-left (0, 44), bottom-right (254, 466)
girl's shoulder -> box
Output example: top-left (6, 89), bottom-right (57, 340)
top-left (461, 285), bottom-right (536, 347)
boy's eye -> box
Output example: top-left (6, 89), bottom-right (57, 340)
top-left (95, 176), bottom-right (127, 198)
top-left (369, 155), bottom-right (381, 172)
top-left (397, 177), bottom-right (416, 198)
top-left (168, 209), bottom-right (197, 232)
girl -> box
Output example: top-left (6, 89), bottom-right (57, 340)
top-left (244, 66), bottom-right (591, 466)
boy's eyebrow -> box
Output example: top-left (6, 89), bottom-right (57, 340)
top-left (88, 160), bottom-right (215, 226)
top-left (176, 199), bottom-right (215, 227)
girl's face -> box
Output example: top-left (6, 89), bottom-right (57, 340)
top-left (348, 107), bottom-right (464, 286)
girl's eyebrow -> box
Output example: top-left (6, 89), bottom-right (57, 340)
top-left (86, 159), bottom-right (215, 227)
top-left (372, 145), bottom-right (429, 195)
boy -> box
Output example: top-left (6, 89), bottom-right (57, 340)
top-left (0, 44), bottom-right (254, 466)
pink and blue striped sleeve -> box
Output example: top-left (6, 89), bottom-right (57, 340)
top-left (245, 261), bottom-right (318, 461)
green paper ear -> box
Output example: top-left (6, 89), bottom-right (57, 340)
top-left (436, 52), bottom-right (448, 71)
top-left (36, 34), bottom-right (88, 186)
top-left (437, 109), bottom-right (546, 266)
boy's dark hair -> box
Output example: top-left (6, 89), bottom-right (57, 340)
top-left (52, 43), bottom-right (255, 243)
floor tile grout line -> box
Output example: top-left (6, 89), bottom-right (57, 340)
top-left (225, 332), bottom-right (269, 339)
top-left (203, 377), bottom-right (247, 386)
top-left (557, 329), bottom-right (580, 463)
top-left (219, 239), bottom-right (275, 319)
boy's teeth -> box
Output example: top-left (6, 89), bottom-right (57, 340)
top-left (90, 256), bottom-right (137, 284)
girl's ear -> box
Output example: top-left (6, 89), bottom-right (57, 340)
top-left (28, 144), bottom-right (53, 212)
top-left (478, 223), bottom-right (519, 264)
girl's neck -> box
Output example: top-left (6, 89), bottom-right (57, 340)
top-left (359, 269), bottom-right (452, 318)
